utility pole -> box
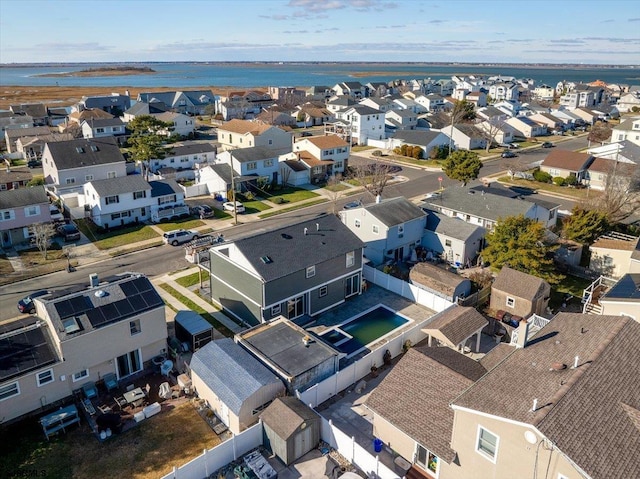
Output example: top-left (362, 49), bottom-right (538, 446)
top-left (230, 153), bottom-right (237, 226)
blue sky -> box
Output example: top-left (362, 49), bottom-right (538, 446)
top-left (1, 0), bottom-right (639, 64)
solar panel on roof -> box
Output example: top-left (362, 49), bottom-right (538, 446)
top-left (54, 299), bottom-right (75, 319)
top-left (119, 281), bottom-right (139, 297)
top-left (69, 295), bottom-right (91, 314)
top-left (99, 303), bottom-right (119, 323)
top-left (141, 290), bottom-right (163, 308)
top-left (114, 299), bottom-right (134, 317)
top-left (86, 308), bottom-right (107, 328)
top-left (132, 277), bottom-right (152, 293)
top-left (128, 294), bottom-right (146, 311)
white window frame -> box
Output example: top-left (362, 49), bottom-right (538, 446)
top-left (0, 381), bottom-right (20, 401)
top-left (355, 219), bottom-right (361, 228)
top-left (319, 285), bottom-right (328, 297)
top-left (246, 162), bottom-right (257, 170)
top-left (271, 304), bottom-right (281, 316)
top-left (264, 158), bottom-right (274, 167)
top-left (72, 369), bottom-right (89, 383)
top-left (506, 296), bottom-right (515, 308)
top-left (306, 265), bottom-right (316, 278)
top-left (346, 251), bottom-right (355, 268)
top-left (85, 174), bottom-right (94, 181)
top-left (476, 426), bottom-right (499, 463)
top-left (37, 368), bottom-right (55, 387)
top-left (372, 224), bottom-right (379, 234)
top-left (130, 318), bottom-right (141, 336)
top-left (25, 205), bottom-right (39, 217)
top-left (107, 171), bottom-right (117, 179)
top-left (65, 177), bottom-right (76, 185)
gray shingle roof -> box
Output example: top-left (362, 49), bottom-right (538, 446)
top-left (423, 185), bottom-right (533, 222)
top-left (190, 339), bottom-right (283, 416)
top-left (149, 179), bottom-right (182, 197)
top-left (0, 185), bottom-right (48, 208)
top-left (425, 209), bottom-right (486, 241)
top-left (260, 397), bottom-right (319, 439)
top-left (422, 305), bottom-right (487, 347)
top-left (410, 262), bottom-right (470, 298)
top-left (454, 313), bottom-right (640, 479)
top-left (124, 102), bottom-right (170, 116)
top-left (367, 347), bottom-right (485, 463)
top-left (363, 197), bottom-right (426, 227)
top-left (82, 118), bottom-right (125, 128)
top-left (230, 146), bottom-right (284, 163)
top-left (44, 137), bottom-right (124, 170)
top-left (5, 126), bottom-right (51, 139)
top-left (88, 175), bottom-right (150, 197)
top-left (166, 142), bottom-right (216, 157)
top-left (232, 214), bottom-right (364, 282)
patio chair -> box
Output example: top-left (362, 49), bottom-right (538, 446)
top-left (114, 396), bottom-right (127, 409)
top-left (158, 382), bottom-right (172, 400)
top-left (82, 381), bottom-right (98, 400)
top-left (103, 373), bottom-right (118, 392)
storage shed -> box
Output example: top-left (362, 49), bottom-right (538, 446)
top-left (174, 310), bottom-right (214, 352)
top-left (260, 397), bottom-right (321, 465)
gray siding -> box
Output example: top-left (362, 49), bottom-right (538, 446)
top-left (308, 277), bottom-right (349, 315)
top-left (210, 252), bottom-right (263, 303)
top-left (210, 275), bottom-right (263, 326)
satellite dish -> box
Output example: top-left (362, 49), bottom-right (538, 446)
top-left (524, 430), bottom-right (537, 445)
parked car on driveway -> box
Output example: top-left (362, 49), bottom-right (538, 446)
top-left (57, 223), bottom-right (81, 242)
top-left (223, 201), bottom-right (245, 213)
top-left (163, 229), bottom-right (199, 246)
top-left (190, 205), bottom-right (213, 218)
top-left (49, 205), bottom-right (64, 223)
top-left (541, 142), bottom-right (554, 148)
top-left (18, 290), bottom-right (50, 314)
top-left (27, 159), bottom-right (42, 168)
top-left (501, 150), bottom-right (518, 158)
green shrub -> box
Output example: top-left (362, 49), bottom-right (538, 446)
top-left (272, 197), bottom-right (285, 204)
top-left (564, 175), bottom-right (578, 186)
top-left (371, 150), bottom-right (382, 157)
top-left (533, 170), bottom-right (552, 183)
top-left (553, 177), bottom-right (566, 186)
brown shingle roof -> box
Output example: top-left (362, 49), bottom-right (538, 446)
top-left (299, 135), bottom-right (348, 149)
top-left (423, 306), bottom-right (488, 348)
top-left (298, 151), bottom-right (333, 167)
top-left (592, 233), bottom-right (639, 251)
top-left (491, 266), bottom-right (549, 301)
top-left (69, 109), bottom-right (114, 123)
top-left (260, 397), bottom-right (319, 439)
top-left (219, 119), bottom-right (273, 136)
top-left (410, 262), bottom-right (468, 298)
top-left (367, 347), bottom-right (485, 463)
top-left (588, 156), bottom-right (636, 176)
top-left (541, 149), bottom-right (593, 170)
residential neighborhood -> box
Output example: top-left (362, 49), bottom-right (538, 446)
top-left (2, 63), bottom-right (640, 479)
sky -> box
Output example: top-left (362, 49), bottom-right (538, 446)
top-left (1, 0), bottom-right (639, 65)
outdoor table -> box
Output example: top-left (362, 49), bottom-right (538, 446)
top-left (123, 387), bottom-right (146, 407)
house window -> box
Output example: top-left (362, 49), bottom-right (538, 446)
top-left (105, 195), bottom-right (119, 205)
top-left (72, 369), bottom-right (89, 382)
top-left (264, 159), bottom-right (274, 167)
top-left (85, 174), bottom-right (94, 181)
top-left (107, 171), bottom-right (117, 179)
top-left (37, 369), bottom-right (54, 387)
top-left (116, 350), bottom-right (142, 378)
top-left (334, 161), bottom-right (343, 169)
top-left (271, 304), bottom-right (282, 316)
top-left (0, 184), bottom-right (6, 190)
top-left (319, 286), bottom-right (328, 297)
top-left (158, 195), bottom-right (176, 205)
top-left (506, 296), bottom-right (515, 308)
top-left (133, 191), bottom-right (146, 199)
top-left (247, 162), bottom-right (257, 170)
top-left (346, 251), bottom-right (355, 267)
top-left (268, 139), bottom-right (273, 145)
top-left (25, 206), bottom-right (39, 217)
top-left (96, 127), bottom-right (105, 133)
top-left (398, 224), bottom-right (404, 238)
top-left (476, 426), bottom-right (499, 462)
top-left (445, 239), bottom-right (452, 247)
top-left (0, 382), bottom-right (20, 401)
top-left (306, 265), bottom-right (316, 278)
top-left (130, 319), bottom-right (141, 335)
top-left (355, 219), bottom-right (361, 228)
top-left (65, 177), bottom-right (76, 185)
top-left (1, 210), bottom-right (14, 221)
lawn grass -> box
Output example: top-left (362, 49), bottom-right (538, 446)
top-left (497, 177), bottom-right (600, 201)
top-left (242, 200), bottom-right (272, 214)
top-left (352, 145), bottom-right (375, 152)
top-left (258, 198), bottom-right (328, 218)
top-left (175, 270), bottom-right (210, 288)
top-left (0, 402), bottom-right (217, 479)
top-left (324, 183), bottom-right (351, 192)
top-left (158, 283), bottom-right (234, 337)
top-left (17, 248), bottom-right (70, 265)
top-left (154, 219), bottom-right (205, 232)
top-left (212, 208), bottom-right (232, 219)
top-left (0, 254), bottom-right (13, 274)
top-left (75, 219), bottom-right (160, 250)
top-left (550, 275), bottom-right (592, 310)
top-left (269, 187), bottom-right (319, 203)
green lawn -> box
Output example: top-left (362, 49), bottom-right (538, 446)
top-left (75, 219), bottom-right (160, 250)
top-left (242, 200), bottom-right (272, 214)
top-left (258, 198), bottom-right (328, 218)
top-left (154, 219), bottom-right (206, 232)
top-left (550, 275), bottom-right (592, 310)
top-left (268, 187), bottom-right (319, 203)
top-left (213, 208), bottom-right (232, 219)
top-left (352, 145), bottom-right (375, 152)
top-left (175, 270), bottom-right (210, 288)
top-left (324, 183), bottom-right (351, 192)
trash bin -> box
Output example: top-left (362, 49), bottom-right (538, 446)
top-left (374, 438), bottom-right (383, 453)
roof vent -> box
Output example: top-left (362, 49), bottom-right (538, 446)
top-left (281, 233), bottom-right (292, 240)
top-left (260, 256), bottom-right (273, 264)
top-left (94, 290), bottom-right (106, 298)
top-left (316, 223), bottom-right (320, 231)
top-left (550, 362), bottom-right (566, 371)
top-left (304, 228), bottom-right (308, 235)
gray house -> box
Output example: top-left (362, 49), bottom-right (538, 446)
top-left (340, 197), bottom-right (426, 265)
top-left (205, 214), bottom-right (364, 326)
top-left (422, 209), bottom-right (486, 267)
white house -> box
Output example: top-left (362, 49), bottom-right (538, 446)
top-left (385, 109), bottom-right (418, 131)
top-left (80, 118), bottom-right (126, 140)
top-left (505, 116), bottom-right (548, 138)
top-left (216, 146), bottom-right (283, 185)
top-left (415, 94), bottom-right (446, 113)
top-left (610, 117), bottom-right (640, 146)
top-left (151, 111), bottom-right (195, 137)
top-left (149, 142), bottom-right (216, 177)
top-left (359, 97), bottom-right (395, 113)
top-left (293, 135), bottom-right (349, 175)
top-left (489, 82), bottom-right (519, 102)
top-left (217, 119), bottom-right (293, 150)
top-left (331, 81), bottom-right (365, 99)
top-left (335, 105), bottom-right (386, 144)
top-left (617, 91), bottom-right (640, 113)
top-left (444, 124), bottom-right (487, 150)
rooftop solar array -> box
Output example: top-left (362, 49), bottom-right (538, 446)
top-left (54, 295), bottom-right (92, 320)
top-left (0, 318), bottom-right (56, 382)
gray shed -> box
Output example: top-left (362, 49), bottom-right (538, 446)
top-left (260, 397), bottom-right (321, 465)
top-left (175, 310), bottom-right (214, 352)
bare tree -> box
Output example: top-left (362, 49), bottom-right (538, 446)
top-left (349, 162), bottom-right (395, 201)
top-left (477, 118), bottom-right (507, 152)
top-left (583, 161), bottom-right (640, 223)
top-left (29, 223), bottom-right (56, 259)
top-left (325, 175), bottom-right (344, 215)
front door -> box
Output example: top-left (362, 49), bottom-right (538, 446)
top-left (287, 295), bottom-right (305, 320)
top-left (345, 273), bottom-right (360, 298)
top-left (394, 247), bottom-right (404, 262)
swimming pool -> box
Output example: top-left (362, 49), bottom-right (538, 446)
top-left (321, 305), bottom-right (411, 356)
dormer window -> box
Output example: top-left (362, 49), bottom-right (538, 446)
top-left (76, 147), bottom-right (84, 153)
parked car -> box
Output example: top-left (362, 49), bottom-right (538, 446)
top-left (223, 201), bottom-right (245, 213)
top-left (27, 159), bottom-right (42, 168)
top-left (57, 223), bottom-right (81, 242)
top-left (501, 150), bottom-right (518, 158)
top-left (18, 290), bottom-right (50, 314)
top-left (343, 200), bottom-right (363, 210)
top-left (49, 205), bottom-right (64, 223)
top-left (190, 205), bottom-right (213, 218)
top-left (300, 131), bottom-right (313, 137)
top-left (541, 142), bottom-right (554, 148)
top-left (163, 229), bottom-right (199, 246)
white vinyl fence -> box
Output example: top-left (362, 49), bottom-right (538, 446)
top-left (363, 264), bottom-right (454, 312)
top-left (321, 417), bottom-right (401, 479)
top-left (159, 421), bottom-right (263, 479)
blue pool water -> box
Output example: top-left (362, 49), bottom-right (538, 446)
top-left (323, 305), bottom-right (409, 356)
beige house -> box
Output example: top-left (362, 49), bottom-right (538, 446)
top-left (589, 232), bottom-right (640, 278)
top-left (489, 266), bottom-right (551, 318)
top-left (189, 339), bottom-right (285, 435)
top-left (0, 273), bottom-right (167, 424)
top-left (217, 119), bottom-right (292, 151)
top-left (583, 273), bottom-right (640, 320)
top-left (540, 149), bottom-right (594, 182)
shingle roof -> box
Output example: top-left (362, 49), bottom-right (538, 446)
top-left (425, 210), bottom-right (486, 241)
top-left (366, 347), bottom-right (485, 463)
top-left (0, 169), bottom-right (32, 183)
top-left (392, 130), bottom-right (443, 147)
top-left (492, 266), bottom-right (548, 300)
top-left (229, 146), bottom-right (281, 163)
top-left (454, 313), bottom-right (640, 479)
top-left (149, 179), bottom-right (182, 197)
top-left (260, 397), bottom-right (319, 439)
top-left (0, 185), bottom-right (48, 208)
top-left (4, 125), bottom-right (51, 139)
top-left (44, 137), bottom-right (124, 170)
top-left (542, 149), bottom-right (594, 171)
top-left (166, 142), bottom-right (216, 157)
top-left (410, 263), bottom-right (470, 299)
top-left (69, 109), bottom-right (114, 122)
top-left (232, 214), bottom-right (364, 282)
top-left (422, 306), bottom-right (488, 347)
top-left (219, 119), bottom-right (273, 135)
top-left (88, 175), bottom-right (150, 197)
top-left (81, 118), bottom-right (124, 128)
top-left (299, 135), bottom-right (348, 149)
top-left (190, 339), bottom-right (283, 416)
top-left (124, 102), bottom-right (170, 116)
top-left (363, 197), bottom-right (426, 227)
top-left (344, 105), bottom-right (380, 116)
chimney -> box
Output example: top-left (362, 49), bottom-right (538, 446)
top-left (89, 273), bottom-right (99, 288)
top-left (304, 228), bottom-right (308, 235)
top-left (316, 223), bottom-right (320, 231)
top-left (516, 320), bottom-right (530, 348)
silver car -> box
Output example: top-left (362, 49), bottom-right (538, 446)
top-left (163, 229), bottom-right (199, 246)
